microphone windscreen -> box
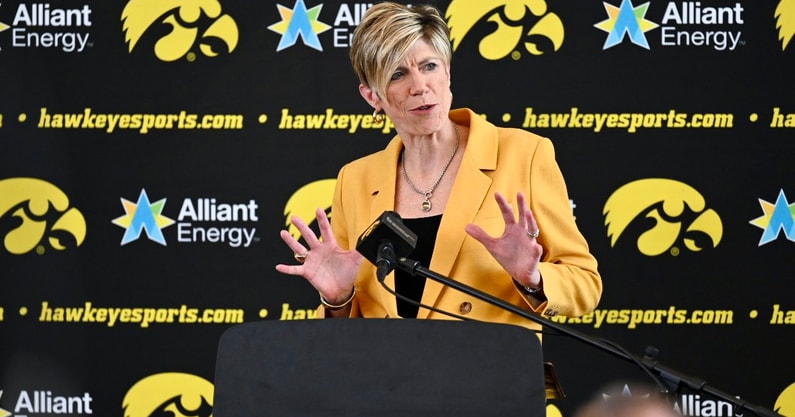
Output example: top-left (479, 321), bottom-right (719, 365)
top-left (355, 211), bottom-right (417, 266)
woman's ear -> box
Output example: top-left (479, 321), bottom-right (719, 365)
top-left (359, 84), bottom-right (380, 108)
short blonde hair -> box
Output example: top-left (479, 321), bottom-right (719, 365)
top-left (350, 2), bottom-right (452, 101)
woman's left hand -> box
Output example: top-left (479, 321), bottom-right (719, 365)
top-left (464, 192), bottom-right (543, 288)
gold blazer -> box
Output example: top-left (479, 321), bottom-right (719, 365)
top-left (330, 108), bottom-right (602, 330)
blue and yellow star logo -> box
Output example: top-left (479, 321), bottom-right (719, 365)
top-left (112, 189), bottom-right (175, 246)
top-left (750, 189), bottom-right (795, 246)
top-left (268, 0), bottom-right (331, 51)
top-left (0, 2), bottom-right (11, 52)
top-left (595, 0), bottom-right (658, 50)
top-left (0, 390), bottom-right (12, 417)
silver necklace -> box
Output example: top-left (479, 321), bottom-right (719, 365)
top-left (400, 125), bottom-right (460, 212)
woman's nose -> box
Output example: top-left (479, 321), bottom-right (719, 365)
top-left (408, 72), bottom-right (429, 95)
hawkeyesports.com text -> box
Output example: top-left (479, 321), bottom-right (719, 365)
top-left (550, 306), bottom-right (734, 329)
top-left (522, 107), bottom-right (734, 133)
top-left (37, 107), bottom-right (244, 134)
top-left (38, 301), bottom-right (245, 328)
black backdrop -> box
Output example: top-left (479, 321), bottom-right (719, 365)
top-left (1, 1), bottom-right (794, 417)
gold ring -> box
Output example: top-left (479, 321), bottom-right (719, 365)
top-left (527, 230), bottom-right (540, 239)
top-left (294, 251), bottom-right (309, 263)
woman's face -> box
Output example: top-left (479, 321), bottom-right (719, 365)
top-left (376, 38), bottom-right (452, 138)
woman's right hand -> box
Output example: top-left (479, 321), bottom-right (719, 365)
top-left (275, 207), bottom-right (363, 304)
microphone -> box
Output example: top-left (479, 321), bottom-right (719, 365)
top-left (353, 214), bottom-right (780, 417)
top-left (355, 211), bottom-right (417, 281)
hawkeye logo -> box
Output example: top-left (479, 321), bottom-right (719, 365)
top-left (603, 179), bottom-right (723, 256)
top-left (121, 0), bottom-right (239, 62)
top-left (446, 1), bottom-right (564, 60)
top-left (123, 373), bottom-right (212, 417)
top-left (776, 0), bottom-right (795, 50)
top-left (596, 0), bottom-right (745, 51)
top-left (776, 382), bottom-right (795, 416)
top-left (284, 179), bottom-right (335, 240)
top-left (749, 189), bottom-right (795, 246)
top-left (0, 178), bottom-right (86, 255)
top-left (113, 189), bottom-right (259, 248)
top-left (0, 2), bottom-right (93, 53)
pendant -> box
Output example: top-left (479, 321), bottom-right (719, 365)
top-left (421, 197), bottom-right (432, 212)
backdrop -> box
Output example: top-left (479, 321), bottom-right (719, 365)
top-left (1, 1), bottom-right (794, 416)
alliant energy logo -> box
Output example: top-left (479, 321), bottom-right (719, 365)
top-left (123, 373), bottom-right (212, 417)
top-left (112, 189), bottom-right (175, 246)
top-left (268, 1), bottom-right (376, 50)
top-left (0, 178), bottom-right (86, 255)
top-left (596, 0), bottom-right (745, 51)
top-left (674, 394), bottom-right (738, 417)
top-left (594, 0), bottom-right (658, 49)
top-left (177, 197), bottom-right (259, 247)
top-left (446, 1), bottom-right (564, 60)
top-left (113, 189), bottom-right (259, 248)
top-left (0, 18), bottom-right (9, 49)
top-left (121, 0), bottom-right (239, 62)
top-left (283, 179), bottom-right (336, 240)
top-left (0, 389), bottom-right (93, 416)
top-left (268, 0), bottom-right (331, 51)
top-left (603, 178), bottom-right (723, 256)
top-left (0, 2), bottom-right (93, 52)
top-left (749, 189), bottom-right (795, 246)
top-left (269, 1), bottom-right (565, 56)
top-left (600, 384), bottom-right (747, 417)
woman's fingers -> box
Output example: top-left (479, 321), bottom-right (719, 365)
top-left (279, 229), bottom-right (308, 255)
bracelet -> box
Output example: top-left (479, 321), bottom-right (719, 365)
top-left (320, 287), bottom-right (356, 310)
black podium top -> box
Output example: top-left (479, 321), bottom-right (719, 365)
top-left (213, 319), bottom-right (545, 417)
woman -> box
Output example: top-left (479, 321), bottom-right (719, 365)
top-left (276, 2), bottom-right (601, 329)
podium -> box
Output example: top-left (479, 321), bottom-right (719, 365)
top-left (213, 319), bottom-right (545, 417)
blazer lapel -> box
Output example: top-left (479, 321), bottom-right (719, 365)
top-left (367, 137), bottom-right (403, 318)
top-left (417, 109), bottom-right (498, 318)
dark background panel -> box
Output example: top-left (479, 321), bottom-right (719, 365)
top-left (1, 1), bottom-right (793, 417)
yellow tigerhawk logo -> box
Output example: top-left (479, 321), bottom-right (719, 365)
top-left (123, 373), bottom-right (213, 417)
top-left (546, 404), bottom-right (563, 417)
top-left (283, 179), bottom-right (336, 240)
top-left (776, 382), bottom-right (795, 417)
top-left (121, 0), bottom-right (239, 62)
top-left (776, 0), bottom-right (795, 50)
top-left (0, 178), bottom-right (86, 255)
top-left (603, 179), bottom-right (723, 256)
top-left (446, 0), bottom-right (564, 60)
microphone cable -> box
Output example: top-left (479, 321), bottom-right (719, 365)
top-left (378, 279), bottom-right (546, 334)
top-left (596, 337), bottom-right (670, 396)
top-left (381, 277), bottom-right (671, 396)
top-left (378, 279), bottom-right (474, 322)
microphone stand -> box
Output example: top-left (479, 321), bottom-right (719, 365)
top-left (396, 257), bottom-right (781, 417)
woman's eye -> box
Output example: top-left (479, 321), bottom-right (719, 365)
top-left (425, 62), bottom-right (437, 71)
top-left (390, 71), bottom-right (403, 80)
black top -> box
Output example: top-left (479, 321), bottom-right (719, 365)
top-left (395, 214), bottom-right (442, 318)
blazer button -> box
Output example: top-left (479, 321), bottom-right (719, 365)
top-left (459, 302), bottom-right (472, 315)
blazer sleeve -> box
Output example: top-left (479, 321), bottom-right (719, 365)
top-left (328, 162), bottom-right (365, 318)
top-left (527, 137), bottom-right (602, 318)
